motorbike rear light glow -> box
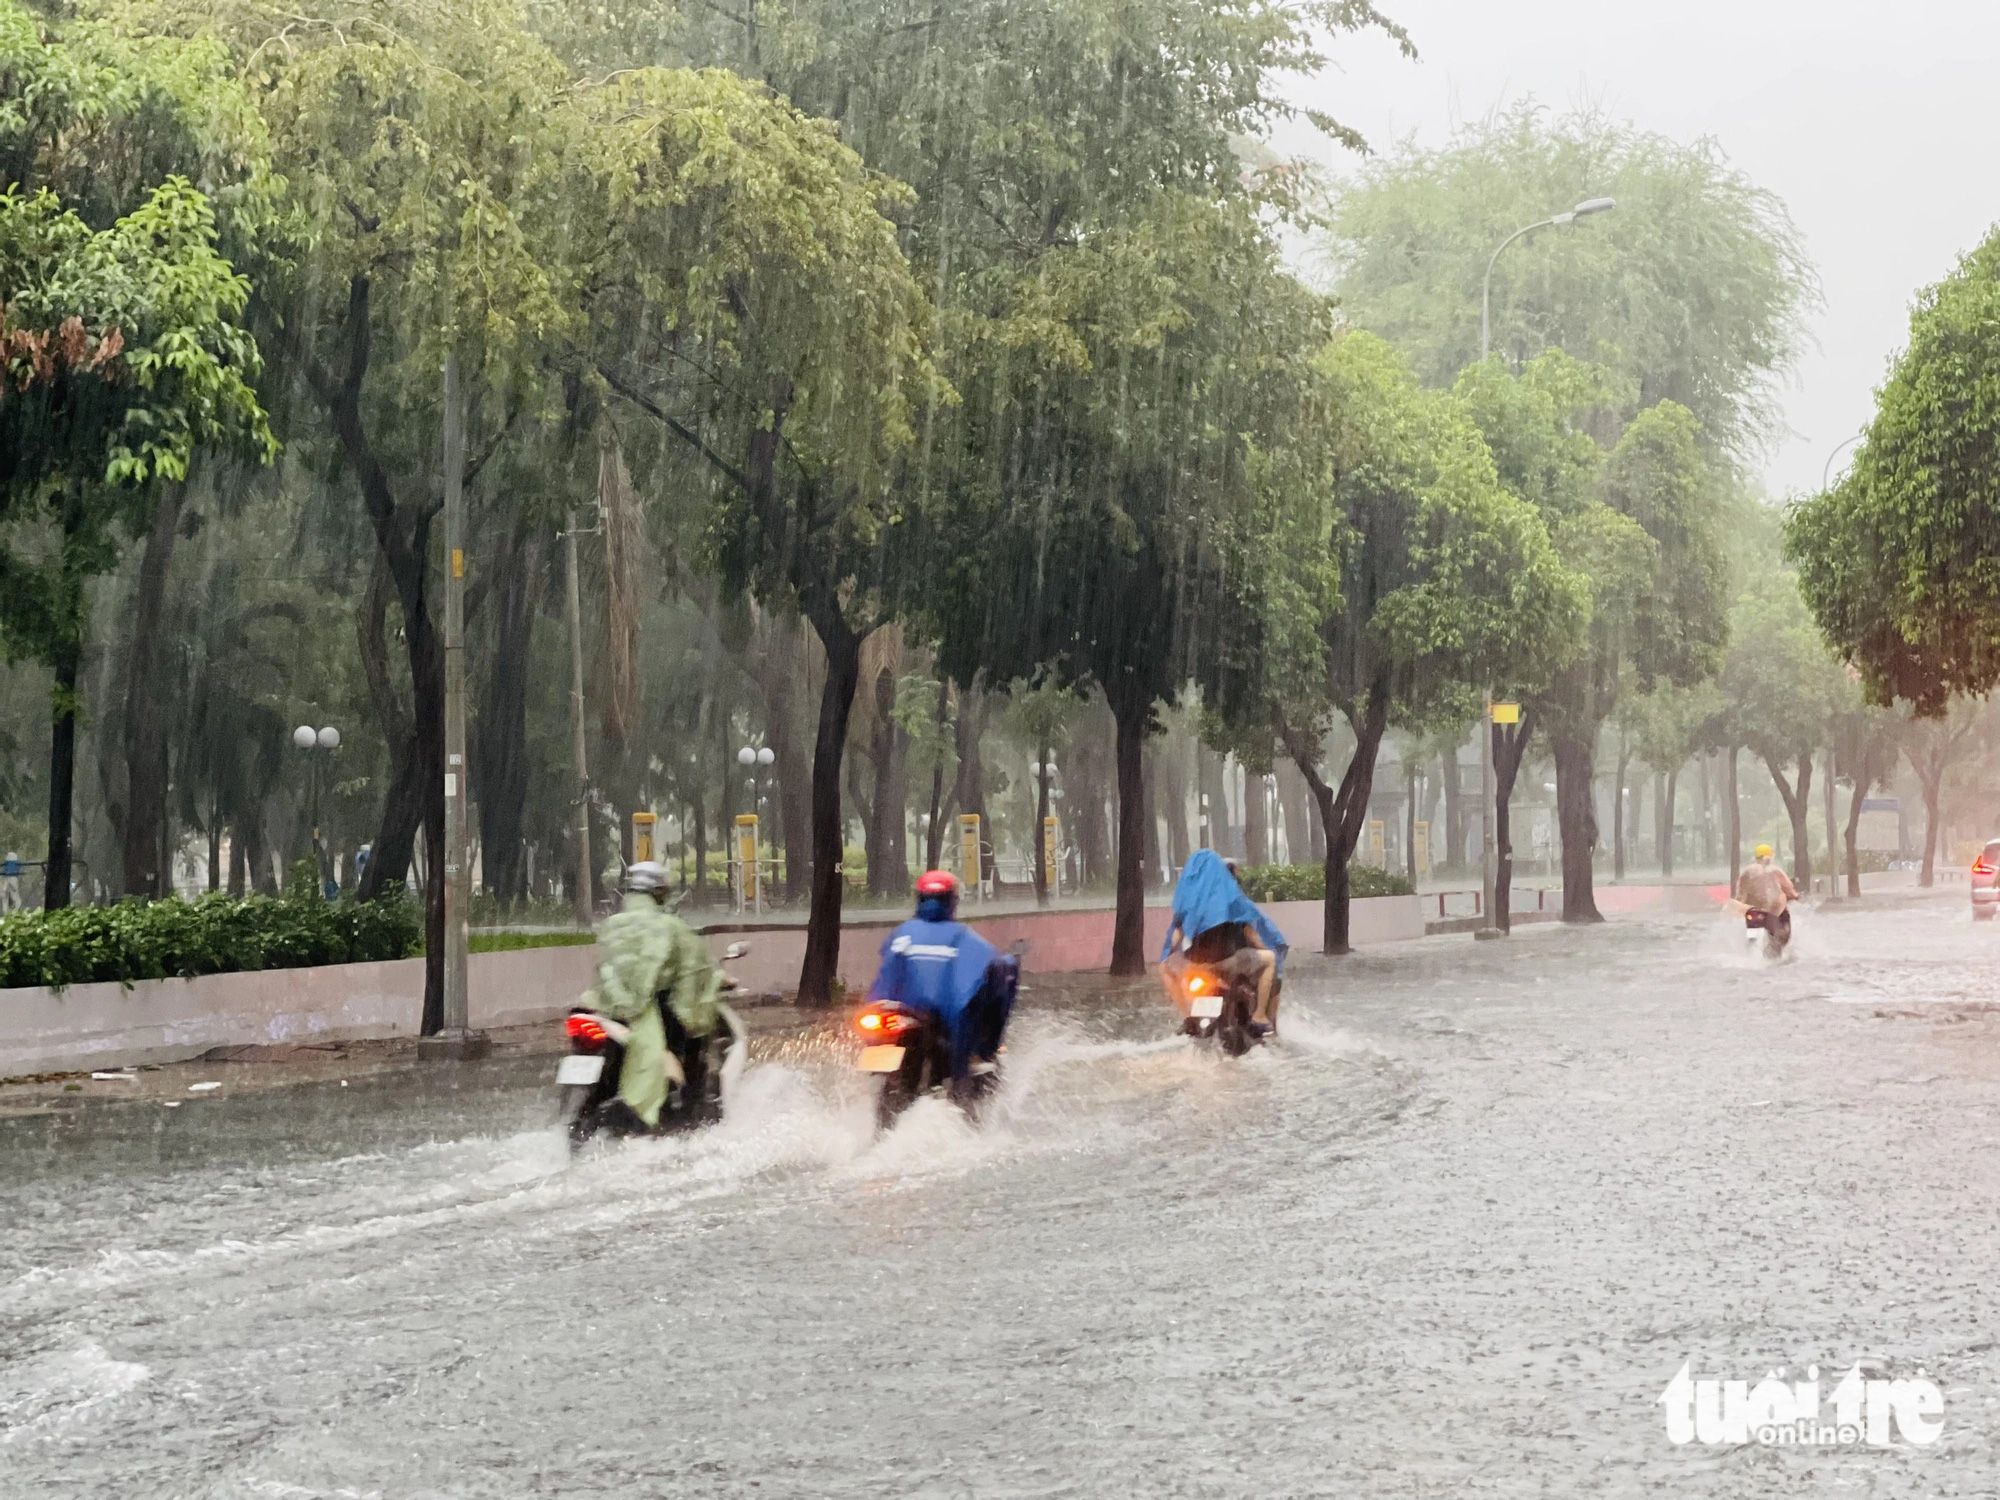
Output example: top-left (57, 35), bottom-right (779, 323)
top-left (855, 1008), bottom-right (913, 1036)
top-left (566, 1014), bottom-right (609, 1047)
top-left (1975, 858), bottom-right (1994, 877)
top-left (858, 1011), bottom-right (883, 1031)
top-left (1187, 976), bottom-right (1205, 993)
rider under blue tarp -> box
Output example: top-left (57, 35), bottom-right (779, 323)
top-left (1161, 849), bottom-right (1289, 972)
top-left (868, 871), bottom-right (1018, 1077)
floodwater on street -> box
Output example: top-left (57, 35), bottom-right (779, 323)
top-left (4, 894), bottom-right (1999, 1497)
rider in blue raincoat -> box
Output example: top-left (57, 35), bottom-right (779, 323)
top-left (869, 871), bottom-right (1019, 1079)
top-left (1161, 849), bottom-right (1287, 1034)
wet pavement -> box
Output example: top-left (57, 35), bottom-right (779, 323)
top-left (4, 892), bottom-right (1998, 1496)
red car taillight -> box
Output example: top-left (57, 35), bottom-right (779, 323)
top-left (1975, 859), bottom-right (1994, 877)
top-left (566, 1013), bottom-right (609, 1049)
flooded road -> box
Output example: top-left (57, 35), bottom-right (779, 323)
top-left (5, 895), bottom-right (1999, 1497)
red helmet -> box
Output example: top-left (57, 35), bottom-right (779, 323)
top-left (915, 870), bottom-right (959, 898)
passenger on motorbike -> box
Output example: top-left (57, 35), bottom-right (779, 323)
top-left (1161, 849), bottom-right (1287, 1033)
top-left (579, 861), bottom-right (721, 1132)
top-left (867, 871), bottom-right (1018, 1084)
top-left (1736, 843), bottom-right (1799, 945)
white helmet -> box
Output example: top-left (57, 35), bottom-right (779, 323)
top-left (625, 860), bottom-right (670, 894)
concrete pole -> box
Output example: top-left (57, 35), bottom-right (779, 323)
top-left (422, 351), bottom-right (488, 1061)
top-left (564, 523), bottom-right (594, 930)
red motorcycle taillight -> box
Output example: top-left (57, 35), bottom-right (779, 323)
top-left (566, 1013), bottom-right (609, 1048)
top-left (855, 1008), bottom-right (912, 1037)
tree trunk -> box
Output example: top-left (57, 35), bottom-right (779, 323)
top-left (923, 677), bottom-right (952, 872)
top-left (1764, 751), bottom-right (1814, 893)
top-left (1919, 772), bottom-right (1941, 888)
top-left (474, 518), bottom-right (537, 907)
top-left (1404, 759), bottom-right (1419, 883)
top-left (227, 820), bottom-right (246, 897)
top-left (1441, 750), bottom-right (1465, 873)
top-left (1821, 747), bottom-right (1839, 902)
top-left (1293, 686), bottom-right (1389, 956)
top-left (1844, 769), bottom-right (1867, 899)
top-left (207, 815), bottom-right (221, 893)
top-left (1141, 745), bottom-right (1162, 878)
top-left (354, 521), bottom-right (421, 900)
top-left (1661, 766), bottom-right (1678, 878)
top-left (951, 685), bottom-right (988, 883)
top-left (1110, 696), bottom-right (1150, 976)
top-left (865, 666), bottom-right (899, 896)
top-left (1073, 721), bottom-right (1111, 886)
top-left (314, 276), bottom-right (444, 1031)
top-left (123, 481), bottom-right (185, 898)
top-left (1161, 748), bottom-right (1191, 870)
top-left (1726, 746), bottom-right (1742, 893)
top-left (798, 615), bottom-right (865, 1006)
top-left (1612, 745), bottom-right (1629, 880)
top-left (1492, 711), bottom-right (1534, 935)
top-left (1243, 764), bottom-right (1268, 865)
top-left (1551, 731), bottom-right (1602, 923)
top-left (44, 650), bottom-right (79, 910)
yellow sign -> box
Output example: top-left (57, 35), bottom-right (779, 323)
top-left (450, 548), bottom-right (465, 579)
top-left (735, 813), bottom-right (759, 905)
top-left (958, 813), bottom-right (982, 892)
top-left (1414, 819), bottom-right (1431, 876)
top-left (1491, 701), bottom-right (1521, 725)
top-left (631, 811), bottom-right (656, 864)
top-left (1364, 819), bottom-right (1387, 870)
top-left (1042, 816), bottom-right (1060, 891)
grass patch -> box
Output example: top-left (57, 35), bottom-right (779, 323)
top-left (466, 930), bottom-right (595, 954)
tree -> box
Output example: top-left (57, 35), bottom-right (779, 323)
top-left (1261, 332), bottom-right (1587, 953)
top-left (1787, 227), bottom-right (2000, 717)
top-left (1897, 698), bottom-right (1987, 888)
top-left (0, 0), bottom-right (274, 906)
top-left (1717, 572), bottom-right (1855, 889)
top-left (1322, 104), bottom-right (1816, 465)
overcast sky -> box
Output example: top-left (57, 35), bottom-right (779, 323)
top-left (1280, 0), bottom-right (2000, 499)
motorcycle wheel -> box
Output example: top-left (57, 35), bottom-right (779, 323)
top-left (1217, 993), bottom-right (1254, 1058)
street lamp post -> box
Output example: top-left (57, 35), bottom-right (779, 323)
top-left (1477, 196), bottom-right (1615, 938)
top-left (1480, 197), bottom-right (1617, 363)
top-left (292, 724), bottom-right (340, 895)
top-left (736, 746), bottom-right (775, 909)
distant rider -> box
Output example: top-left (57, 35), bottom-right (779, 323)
top-left (868, 871), bottom-right (1018, 1088)
top-left (581, 861), bottom-right (721, 1133)
top-left (1736, 842), bottom-right (1799, 944)
top-left (1161, 849), bottom-right (1287, 1034)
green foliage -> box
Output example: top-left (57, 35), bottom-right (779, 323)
top-left (1720, 570), bottom-right (1855, 768)
top-left (1786, 227), bottom-right (2000, 714)
top-left (1322, 103), bottom-right (1816, 463)
top-left (1234, 862), bottom-right (1413, 902)
top-left (0, 887), bottom-right (420, 990)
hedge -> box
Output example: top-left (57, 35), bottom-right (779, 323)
top-left (0, 890), bottom-right (422, 991)
top-left (1233, 862), bottom-right (1415, 903)
top-left (465, 930), bottom-right (594, 954)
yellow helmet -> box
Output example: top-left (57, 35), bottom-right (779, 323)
top-left (1754, 843), bottom-right (1774, 859)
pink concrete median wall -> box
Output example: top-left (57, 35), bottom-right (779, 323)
top-left (0, 896), bottom-right (1426, 1076)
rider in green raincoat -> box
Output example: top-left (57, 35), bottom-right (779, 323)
top-left (581, 862), bottom-right (720, 1129)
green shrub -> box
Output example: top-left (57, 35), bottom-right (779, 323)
top-left (0, 887), bottom-right (422, 991)
top-left (1233, 862), bottom-right (1415, 902)
top-left (466, 930), bottom-right (595, 954)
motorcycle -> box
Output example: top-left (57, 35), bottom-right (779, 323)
top-left (557, 941), bottom-right (751, 1149)
top-left (1744, 908), bottom-right (1791, 962)
top-left (1169, 960), bottom-right (1268, 1058)
top-left (852, 998), bottom-right (1005, 1132)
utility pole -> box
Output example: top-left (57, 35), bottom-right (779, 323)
top-left (564, 517), bottom-right (594, 930)
top-left (420, 351), bottom-right (489, 1061)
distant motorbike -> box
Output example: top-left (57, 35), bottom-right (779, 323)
top-left (1744, 908), bottom-right (1791, 962)
top-left (558, 942), bottom-right (751, 1149)
top-left (852, 998), bottom-right (1005, 1132)
top-left (1169, 960), bottom-right (1270, 1058)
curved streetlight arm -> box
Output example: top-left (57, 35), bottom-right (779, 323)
top-left (1823, 432), bottom-right (1865, 492)
top-left (1482, 217), bottom-right (1556, 363)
